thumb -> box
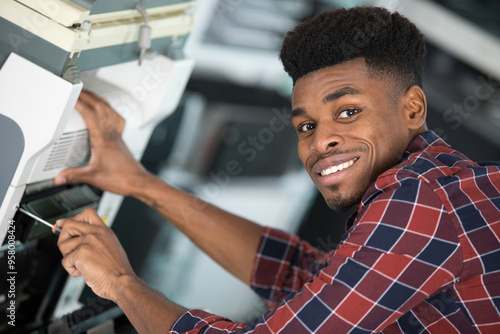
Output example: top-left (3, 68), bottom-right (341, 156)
top-left (54, 166), bottom-right (93, 186)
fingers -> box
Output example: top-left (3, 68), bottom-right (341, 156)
top-left (75, 94), bottom-right (100, 133)
top-left (81, 92), bottom-right (113, 132)
top-left (57, 218), bottom-right (96, 247)
top-left (58, 227), bottom-right (101, 258)
top-left (58, 234), bottom-right (83, 257)
top-left (78, 89), bottom-right (105, 106)
top-left (71, 207), bottom-right (105, 226)
top-left (115, 111), bottom-right (125, 134)
top-left (54, 165), bottom-right (92, 186)
top-left (57, 208), bottom-right (108, 275)
top-left (76, 90), bottom-right (125, 135)
top-left (61, 250), bottom-right (82, 277)
top-left (59, 236), bottom-right (97, 279)
top-left (61, 207), bottom-right (106, 230)
top-left (57, 208), bottom-right (106, 242)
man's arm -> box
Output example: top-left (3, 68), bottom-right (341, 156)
top-left (54, 90), bottom-right (263, 285)
top-left (127, 174), bottom-right (264, 285)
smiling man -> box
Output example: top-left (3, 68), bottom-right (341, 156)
top-left (55, 6), bottom-right (500, 334)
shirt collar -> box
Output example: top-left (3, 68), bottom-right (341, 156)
top-left (402, 130), bottom-right (451, 161)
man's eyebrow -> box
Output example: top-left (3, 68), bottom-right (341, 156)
top-left (323, 87), bottom-right (361, 104)
top-left (291, 87), bottom-right (361, 119)
top-left (291, 107), bottom-right (305, 119)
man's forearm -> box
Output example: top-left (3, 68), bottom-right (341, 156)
top-left (130, 174), bottom-right (264, 285)
top-left (115, 275), bottom-right (188, 333)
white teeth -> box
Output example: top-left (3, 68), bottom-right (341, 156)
top-left (320, 159), bottom-right (355, 176)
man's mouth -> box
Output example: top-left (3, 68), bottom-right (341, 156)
top-left (318, 158), bottom-right (358, 176)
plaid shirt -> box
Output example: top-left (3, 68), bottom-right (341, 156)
top-left (170, 131), bottom-right (500, 333)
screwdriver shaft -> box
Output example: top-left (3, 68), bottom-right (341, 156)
top-left (18, 208), bottom-right (61, 234)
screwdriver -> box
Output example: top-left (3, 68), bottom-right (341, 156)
top-left (18, 207), bottom-right (61, 235)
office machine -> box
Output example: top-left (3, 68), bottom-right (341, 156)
top-left (0, 1), bottom-right (195, 332)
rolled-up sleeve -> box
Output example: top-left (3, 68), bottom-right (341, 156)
top-left (250, 227), bottom-right (330, 308)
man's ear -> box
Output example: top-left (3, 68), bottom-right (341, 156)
top-left (403, 85), bottom-right (427, 130)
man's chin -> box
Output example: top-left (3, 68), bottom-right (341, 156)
top-left (326, 199), bottom-right (356, 213)
top-left (324, 191), bottom-right (363, 213)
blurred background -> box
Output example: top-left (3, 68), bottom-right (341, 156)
top-left (101, 0), bottom-right (500, 322)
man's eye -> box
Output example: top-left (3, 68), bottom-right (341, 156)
top-left (338, 109), bottom-right (360, 119)
top-left (299, 123), bottom-right (315, 133)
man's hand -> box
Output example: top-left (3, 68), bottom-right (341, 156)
top-left (57, 208), bottom-right (136, 303)
top-left (56, 208), bottom-right (189, 332)
top-left (54, 90), bottom-right (151, 196)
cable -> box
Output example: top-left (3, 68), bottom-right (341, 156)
top-left (135, 2), bottom-right (151, 65)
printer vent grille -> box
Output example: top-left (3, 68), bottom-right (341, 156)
top-left (44, 130), bottom-right (90, 171)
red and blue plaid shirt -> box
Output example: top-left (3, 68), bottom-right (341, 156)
top-left (170, 131), bottom-right (500, 333)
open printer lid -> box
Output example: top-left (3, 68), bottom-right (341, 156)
top-left (0, 0), bottom-right (195, 77)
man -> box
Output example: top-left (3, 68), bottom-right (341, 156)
top-left (54, 7), bottom-right (500, 333)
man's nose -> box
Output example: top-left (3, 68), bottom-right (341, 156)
top-left (311, 124), bottom-right (344, 153)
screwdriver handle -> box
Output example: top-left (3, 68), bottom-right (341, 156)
top-left (52, 225), bottom-right (62, 235)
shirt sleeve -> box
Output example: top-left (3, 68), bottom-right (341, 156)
top-left (170, 176), bottom-right (464, 333)
top-left (250, 227), bottom-right (331, 308)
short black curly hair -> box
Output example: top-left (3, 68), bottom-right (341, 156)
top-left (280, 7), bottom-right (426, 91)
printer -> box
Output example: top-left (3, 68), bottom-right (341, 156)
top-left (0, 0), bottom-right (195, 332)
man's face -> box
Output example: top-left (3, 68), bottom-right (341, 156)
top-left (291, 59), bottom-right (411, 212)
